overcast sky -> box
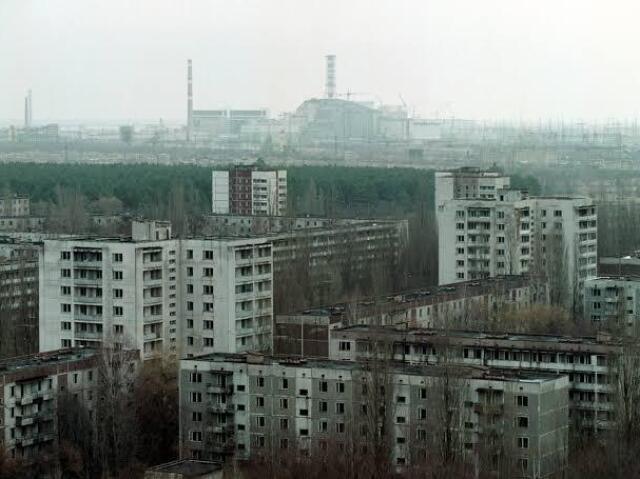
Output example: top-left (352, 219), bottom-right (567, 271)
top-left (2, 0), bottom-right (640, 123)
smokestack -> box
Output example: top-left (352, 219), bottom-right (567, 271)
top-left (325, 55), bottom-right (336, 99)
top-left (24, 90), bottom-right (32, 128)
top-left (187, 59), bottom-right (193, 141)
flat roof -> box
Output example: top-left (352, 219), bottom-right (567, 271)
top-left (282, 275), bottom-right (536, 319)
top-left (184, 352), bottom-right (563, 384)
top-left (0, 348), bottom-right (97, 375)
top-left (147, 459), bottom-right (221, 476)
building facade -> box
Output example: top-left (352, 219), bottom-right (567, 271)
top-left (179, 353), bottom-right (569, 478)
top-left (0, 257), bottom-right (39, 359)
top-left (212, 168), bottom-right (287, 216)
top-left (329, 325), bottom-right (621, 433)
top-left (0, 348), bottom-right (138, 461)
top-left (38, 221), bottom-right (274, 359)
top-left (274, 275), bottom-right (546, 358)
top-left (0, 196), bottom-right (30, 217)
top-left (436, 170), bottom-right (597, 311)
top-left (583, 277), bottom-right (640, 334)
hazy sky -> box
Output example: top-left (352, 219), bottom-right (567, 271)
top-left (2, 0), bottom-right (640, 123)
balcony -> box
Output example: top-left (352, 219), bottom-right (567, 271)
top-left (209, 403), bottom-right (232, 414)
top-left (143, 296), bottom-right (163, 305)
top-left (74, 314), bottom-right (103, 322)
top-left (74, 295), bottom-right (103, 304)
top-left (473, 403), bottom-right (504, 416)
top-left (75, 330), bottom-right (103, 340)
top-left (73, 261), bottom-right (102, 269)
top-left (73, 277), bottom-right (103, 285)
top-left (207, 384), bottom-right (233, 394)
top-left (144, 333), bottom-right (162, 342)
top-left (16, 411), bottom-right (54, 427)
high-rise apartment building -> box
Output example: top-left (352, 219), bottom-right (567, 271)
top-left (436, 169), bottom-right (597, 310)
top-left (179, 352), bottom-right (569, 477)
top-left (38, 221), bottom-right (274, 360)
top-left (212, 168), bottom-right (287, 216)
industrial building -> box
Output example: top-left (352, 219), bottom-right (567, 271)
top-left (38, 220), bottom-right (274, 359)
top-left (179, 352), bottom-right (569, 477)
top-left (436, 169), bottom-right (597, 311)
top-left (212, 167), bottom-right (287, 216)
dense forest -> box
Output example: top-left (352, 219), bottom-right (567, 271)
top-left (0, 162), bottom-right (540, 218)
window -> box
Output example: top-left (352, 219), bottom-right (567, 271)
top-left (192, 412), bottom-right (202, 421)
top-left (203, 250), bottom-right (214, 260)
top-left (257, 377), bottom-right (265, 388)
top-left (203, 267), bottom-right (213, 277)
top-left (338, 341), bottom-right (351, 351)
top-left (419, 408), bottom-right (427, 420)
top-left (204, 338), bottom-right (213, 347)
top-left (190, 431), bottom-right (202, 442)
top-left (61, 251), bottom-right (71, 260)
top-left (187, 267), bottom-right (193, 277)
top-left (336, 422), bottom-right (345, 433)
top-left (281, 378), bottom-right (289, 389)
top-left (299, 388), bottom-right (308, 396)
top-left (255, 416), bottom-right (265, 428)
top-left (61, 268), bottom-right (71, 278)
top-left (319, 381), bottom-right (328, 392)
top-left (113, 271), bottom-right (123, 280)
top-left (203, 302), bottom-right (214, 312)
top-left (517, 437), bottom-right (529, 449)
top-left (279, 418), bottom-right (288, 430)
top-left (203, 320), bottom-right (214, 330)
top-left (187, 301), bottom-right (194, 311)
top-left (516, 395), bottom-right (529, 407)
top-left (518, 458), bottom-right (528, 471)
top-left (113, 306), bottom-right (123, 316)
top-left (191, 392), bottom-right (202, 403)
top-left (279, 398), bottom-right (289, 409)
top-left (319, 401), bottom-right (328, 412)
top-left (255, 396), bottom-right (265, 408)
top-left (113, 288), bottom-right (123, 298)
top-left (336, 402), bottom-right (345, 414)
top-left (112, 253), bottom-right (123, 262)
top-left (187, 284), bottom-right (194, 294)
top-left (336, 382), bottom-right (345, 393)
top-left (203, 284), bottom-right (214, 295)
top-left (61, 286), bottom-right (71, 295)
top-left (61, 303), bottom-right (71, 313)
top-left (190, 372), bottom-right (202, 383)
top-left (187, 319), bottom-right (193, 328)
top-left (61, 321), bottom-right (71, 331)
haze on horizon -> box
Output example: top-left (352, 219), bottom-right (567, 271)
top-left (2, 0), bottom-right (640, 124)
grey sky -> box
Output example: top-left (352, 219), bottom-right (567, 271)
top-left (2, 0), bottom-right (640, 123)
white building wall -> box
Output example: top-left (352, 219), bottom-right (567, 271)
top-left (212, 171), bottom-right (230, 214)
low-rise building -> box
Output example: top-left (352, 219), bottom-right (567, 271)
top-left (329, 325), bottom-right (622, 433)
top-left (274, 275), bottom-right (546, 358)
top-left (0, 348), bottom-right (138, 461)
top-left (583, 277), bottom-right (640, 334)
top-left (179, 352), bottom-right (569, 478)
top-left (0, 196), bottom-right (30, 217)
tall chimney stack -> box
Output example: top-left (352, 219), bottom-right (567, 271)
top-left (24, 90), bottom-right (32, 128)
top-left (187, 59), bottom-right (193, 141)
top-left (325, 55), bottom-right (336, 99)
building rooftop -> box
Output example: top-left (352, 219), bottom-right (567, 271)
top-left (146, 459), bottom-right (221, 477)
top-left (282, 275), bottom-right (537, 320)
top-left (0, 348), bottom-right (97, 375)
top-left (184, 351), bottom-right (563, 384)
